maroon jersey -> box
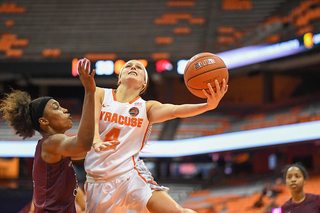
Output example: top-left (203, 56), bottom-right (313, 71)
top-left (32, 135), bottom-right (78, 213)
top-left (281, 193), bottom-right (320, 213)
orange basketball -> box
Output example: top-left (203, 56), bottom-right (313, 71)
top-left (184, 52), bottom-right (229, 99)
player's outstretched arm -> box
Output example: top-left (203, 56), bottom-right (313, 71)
top-left (43, 59), bottom-right (96, 159)
top-left (147, 79), bottom-right (228, 124)
top-left (74, 58), bottom-right (96, 150)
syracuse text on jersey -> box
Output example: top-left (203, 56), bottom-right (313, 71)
top-left (99, 109), bottom-right (144, 128)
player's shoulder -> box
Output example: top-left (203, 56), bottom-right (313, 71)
top-left (306, 193), bottom-right (320, 201)
top-left (306, 193), bottom-right (319, 198)
top-left (96, 86), bottom-right (107, 92)
top-left (96, 87), bottom-right (110, 98)
top-left (146, 100), bottom-right (161, 108)
top-left (44, 134), bottom-right (67, 147)
top-left (41, 134), bottom-right (67, 161)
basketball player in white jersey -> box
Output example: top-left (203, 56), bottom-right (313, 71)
top-left (84, 59), bottom-right (228, 213)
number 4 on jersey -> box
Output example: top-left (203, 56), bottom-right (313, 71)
top-left (104, 128), bottom-right (120, 149)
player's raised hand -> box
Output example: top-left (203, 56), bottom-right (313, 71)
top-left (78, 58), bottom-right (96, 93)
top-left (202, 78), bottom-right (228, 110)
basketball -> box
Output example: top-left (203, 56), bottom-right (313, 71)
top-left (184, 52), bottom-right (229, 99)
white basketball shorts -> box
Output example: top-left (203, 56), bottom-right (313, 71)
top-left (85, 159), bottom-right (169, 213)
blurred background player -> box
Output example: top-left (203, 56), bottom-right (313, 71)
top-left (281, 163), bottom-right (320, 213)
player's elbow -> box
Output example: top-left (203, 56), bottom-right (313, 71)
top-left (84, 139), bottom-right (94, 151)
top-left (83, 143), bottom-right (92, 151)
top-left (78, 136), bottom-right (94, 151)
top-left (173, 111), bottom-right (188, 119)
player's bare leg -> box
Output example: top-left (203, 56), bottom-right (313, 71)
top-left (147, 190), bottom-right (197, 213)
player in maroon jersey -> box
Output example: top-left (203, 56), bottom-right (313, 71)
top-left (281, 163), bottom-right (320, 213)
top-left (0, 59), bottom-right (114, 212)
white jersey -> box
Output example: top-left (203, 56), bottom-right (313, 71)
top-left (84, 89), bottom-right (151, 181)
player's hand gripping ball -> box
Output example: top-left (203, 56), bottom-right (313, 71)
top-left (184, 52), bottom-right (229, 98)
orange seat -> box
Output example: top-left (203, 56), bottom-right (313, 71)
top-left (166, 1), bottom-right (196, 7)
top-left (151, 52), bottom-right (170, 60)
top-left (6, 49), bottom-right (23, 58)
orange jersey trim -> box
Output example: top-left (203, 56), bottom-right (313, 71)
top-left (112, 89), bottom-right (117, 101)
top-left (112, 89), bottom-right (141, 104)
top-left (140, 124), bottom-right (149, 151)
top-left (132, 156), bottom-right (148, 184)
top-left (134, 167), bottom-right (148, 184)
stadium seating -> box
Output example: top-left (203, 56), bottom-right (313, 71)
top-left (2, 0), bottom-right (318, 60)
